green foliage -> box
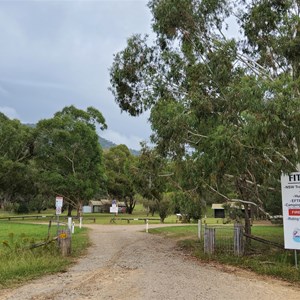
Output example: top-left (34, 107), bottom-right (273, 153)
top-left (0, 223), bottom-right (89, 288)
top-left (103, 145), bottom-right (137, 213)
top-left (14, 202), bottom-right (29, 214)
top-left (109, 0), bottom-right (300, 237)
top-left (0, 114), bottom-right (35, 206)
top-left (0, 106), bottom-right (108, 216)
top-left (171, 191), bottom-right (203, 222)
top-left (34, 106), bottom-right (107, 215)
top-left (158, 193), bottom-right (173, 222)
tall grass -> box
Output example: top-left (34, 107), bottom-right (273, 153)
top-left (0, 222), bottom-right (89, 288)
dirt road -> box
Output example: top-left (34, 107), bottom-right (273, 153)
top-left (1, 224), bottom-right (299, 300)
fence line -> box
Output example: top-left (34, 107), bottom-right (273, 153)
top-left (204, 223), bottom-right (244, 256)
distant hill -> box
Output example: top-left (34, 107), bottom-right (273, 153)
top-left (99, 136), bottom-right (140, 156)
top-left (24, 124), bottom-right (140, 156)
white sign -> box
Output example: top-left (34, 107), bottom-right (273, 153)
top-left (56, 206), bottom-right (62, 215)
top-left (56, 196), bottom-right (63, 208)
top-left (281, 172), bottom-right (300, 249)
top-left (110, 206), bottom-right (118, 214)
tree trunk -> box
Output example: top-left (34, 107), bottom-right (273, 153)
top-left (67, 204), bottom-right (73, 217)
top-left (236, 177), bottom-right (252, 249)
top-left (77, 200), bottom-right (83, 218)
top-left (125, 197), bottom-right (136, 214)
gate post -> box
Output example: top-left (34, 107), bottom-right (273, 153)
top-left (234, 223), bottom-right (244, 256)
top-left (58, 229), bottom-right (72, 256)
top-left (204, 226), bottom-right (215, 255)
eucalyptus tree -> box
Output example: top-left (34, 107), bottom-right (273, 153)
top-left (110, 0), bottom-right (300, 237)
top-left (34, 106), bottom-right (107, 216)
top-left (103, 144), bottom-right (137, 213)
top-left (134, 143), bottom-right (172, 220)
top-left (0, 113), bottom-right (35, 209)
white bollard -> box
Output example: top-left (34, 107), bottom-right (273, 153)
top-left (68, 217), bottom-right (72, 232)
top-left (146, 219), bottom-right (149, 233)
top-left (72, 221), bottom-right (75, 234)
top-left (198, 219), bottom-right (202, 240)
top-left (79, 217), bottom-right (82, 229)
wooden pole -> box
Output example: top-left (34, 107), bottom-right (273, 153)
top-left (234, 223), bottom-right (244, 256)
top-left (58, 229), bottom-right (71, 256)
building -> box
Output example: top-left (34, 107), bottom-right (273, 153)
top-left (89, 199), bottom-right (127, 213)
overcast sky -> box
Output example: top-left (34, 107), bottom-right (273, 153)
top-left (0, 0), bottom-right (153, 150)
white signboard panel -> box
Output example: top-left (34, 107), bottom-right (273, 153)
top-left (56, 206), bottom-right (62, 215)
top-left (281, 172), bottom-right (300, 249)
top-left (110, 206), bottom-right (118, 214)
top-left (56, 196), bottom-right (63, 208)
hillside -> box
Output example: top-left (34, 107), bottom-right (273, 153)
top-left (99, 136), bottom-right (140, 156)
top-left (24, 124), bottom-right (139, 156)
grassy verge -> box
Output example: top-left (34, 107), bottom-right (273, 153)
top-left (150, 224), bottom-right (300, 284)
top-left (0, 222), bottom-right (89, 289)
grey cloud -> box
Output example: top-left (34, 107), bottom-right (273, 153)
top-left (0, 0), bottom-right (152, 149)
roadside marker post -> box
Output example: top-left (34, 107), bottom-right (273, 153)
top-left (55, 196), bottom-right (63, 234)
top-left (68, 217), bottom-right (72, 233)
top-left (198, 219), bottom-right (202, 240)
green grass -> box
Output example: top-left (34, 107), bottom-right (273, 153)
top-left (0, 222), bottom-right (89, 288)
top-left (149, 224), bottom-right (300, 283)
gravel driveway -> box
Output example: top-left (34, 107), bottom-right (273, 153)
top-left (1, 223), bottom-right (299, 300)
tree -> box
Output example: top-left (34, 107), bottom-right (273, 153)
top-left (134, 143), bottom-right (167, 217)
top-left (34, 106), bottom-right (107, 216)
top-left (110, 0), bottom-right (300, 241)
top-left (0, 113), bottom-right (35, 210)
top-left (103, 144), bottom-right (137, 213)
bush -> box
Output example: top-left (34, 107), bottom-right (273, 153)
top-left (14, 202), bottom-right (29, 214)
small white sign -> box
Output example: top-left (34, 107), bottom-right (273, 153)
top-left (56, 196), bottom-right (63, 208)
top-left (56, 206), bottom-right (62, 215)
top-left (281, 172), bottom-right (300, 249)
top-left (110, 206), bottom-right (118, 214)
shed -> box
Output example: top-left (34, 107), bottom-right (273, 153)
top-left (211, 203), bottom-right (247, 218)
top-left (89, 199), bottom-right (111, 213)
top-left (211, 204), bottom-right (226, 218)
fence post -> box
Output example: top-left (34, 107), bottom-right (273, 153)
top-left (234, 223), bottom-right (244, 256)
top-left (58, 229), bottom-right (72, 256)
top-left (204, 225), bottom-right (215, 255)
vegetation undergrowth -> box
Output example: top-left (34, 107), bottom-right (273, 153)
top-left (0, 222), bottom-right (89, 289)
top-left (150, 224), bottom-right (300, 284)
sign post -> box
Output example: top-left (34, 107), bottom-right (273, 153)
top-left (55, 196), bottom-right (63, 234)
top-left (281, 172), bottom-right (300, 268)
top-left (110, 199), bottom-right (118, 215)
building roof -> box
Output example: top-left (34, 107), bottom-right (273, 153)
top-left (211, 204), bottom-right (225, 210)
top-left (90, 199), bottom-right (111, 206)
top-left (211, 203), bottom-right (245, 210)
top-left (89, 200), bottom-right (126, 206)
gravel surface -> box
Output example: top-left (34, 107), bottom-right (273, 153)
top-left (1, 223), bottom-right (300, 300)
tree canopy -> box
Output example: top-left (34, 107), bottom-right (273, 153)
top-left (33, 106), bottom-right (107, 216)
top-left (0, 113), bottom-right (35, 208)
top-left (110, 0), bottom-right (300, 233)
top-left (103, 144), bottom-right (137, 213)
